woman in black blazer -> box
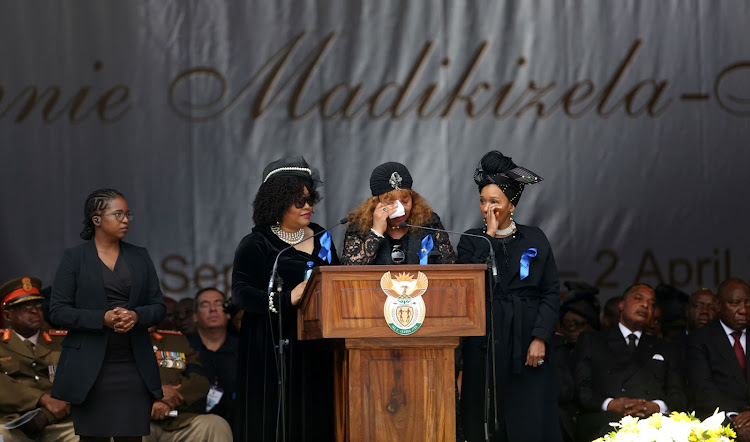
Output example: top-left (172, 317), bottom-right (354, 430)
top-left (458, 152), bottom-right (560, 442)
top-left (50, 189), bottom-right (166, 442)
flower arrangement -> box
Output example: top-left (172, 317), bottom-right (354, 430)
top-left (593, 410), bottom-right (736, 442)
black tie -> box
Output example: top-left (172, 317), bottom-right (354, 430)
top-left (627, 333), bottom-right (637, 352)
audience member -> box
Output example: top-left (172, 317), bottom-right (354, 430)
top-left (645, 305), bottom-right (663, 337)
top-left (559, 281), bottom-right (601, 347)
top-left (687, 288), bottom-right (717, 331)
top-left (601, 296), bottom-right (622, 330)
top-left (145, 328), bottom-right (231, 441)
top-left (0, 276), bottom-right (75, 441)
top-left (157, 296), bottom-right (178, 330)
top-left (172, 298), bottom-right (197, 335)
top-left (573, 284), bottom-right (685, 441)
top-left (188, 288), bottom-right (238, 427)
top-left (687, 278), bottom-right (750, 441)
top-left (654, 284), bottom-right (689, 340)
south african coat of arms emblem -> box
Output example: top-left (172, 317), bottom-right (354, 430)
top-left (380, 271), bottom-right (428, 335)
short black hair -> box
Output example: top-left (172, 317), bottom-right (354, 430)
top-left (717, 278), bottom-right (750, 301)
top-left (622, 283), bottom-right (654, 300)
top-left (194, 287), bottom-right (226, 306)
top-left (252, 176), bottom-right (320, 226)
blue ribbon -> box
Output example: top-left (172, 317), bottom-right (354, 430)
top-left (520, 248), bottom-right (537, 280)
top-left (318, 231), bottom-right (332, 263)
top-left (418, 235), bottom-right (434, 265)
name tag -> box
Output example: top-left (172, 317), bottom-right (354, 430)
top-left (206, 385), bottom-right (224, 412)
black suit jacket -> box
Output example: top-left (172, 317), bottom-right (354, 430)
top-left (686, 319), bottom-right (750, 417)
top-left (573, 327), bottom-right (686, 440)
top-left (574, 327), bottom-right (685, 411)
top-left (49, 241), bottom-right (166, 405)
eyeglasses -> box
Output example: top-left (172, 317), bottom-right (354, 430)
top-left (101, 211), bottom-right (134, 222)
top-left (17, 303), bottom-right (42, 313)
top-left (391, 245), bottom-right (405, 264)
top-left (294, 196), bottom-right (315, 209)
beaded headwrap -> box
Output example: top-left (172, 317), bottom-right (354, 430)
top-left (473, 151), bottom-right (543, 205)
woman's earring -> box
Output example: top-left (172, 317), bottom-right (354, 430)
top-left (94, 217), bottom-right (100, 224)
top-left (510, 212), bottom-right (514, 221)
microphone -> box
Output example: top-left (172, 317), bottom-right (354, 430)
top-left (268, 217), bottom-right (349, 293)
top-left (397, 221), bottom-right (497, 279)
top-left (400, 220), bottom-right (500, 439)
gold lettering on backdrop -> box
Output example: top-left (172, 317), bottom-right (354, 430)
top-left (170, 36), bottom-right (729, 122)
top-left (0, 61), bottom-right (131, 124)
top-left (160, 254), bottom-right (233, 297)
top-left (714, 62), bottom-right (750, 116)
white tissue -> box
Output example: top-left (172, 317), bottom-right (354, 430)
top-left (389, 200), bottom-right (406, 219)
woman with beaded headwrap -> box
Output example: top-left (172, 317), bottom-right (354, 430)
top-left (231, 156), bottom-right (339, 441)
top-left (458, 151), bottom-right (560, 442)
top-left (341, 161), bottom-right (456, 265)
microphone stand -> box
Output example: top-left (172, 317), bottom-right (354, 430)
top-left (266, 217), bottom-right (348, 442)
top-left (399, 221), bottom-right (499, 440)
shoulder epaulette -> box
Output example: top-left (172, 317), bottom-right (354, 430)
top-left (156, 330), bottom-right (183, 336)
top-left (47, 329), bottom-right (68, 336)
top-left (42, 332), bottom-right (53, 343)
top-left (2, 329), bottom-right (10, 341)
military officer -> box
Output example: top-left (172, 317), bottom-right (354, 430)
top-left (145, 328), bottom-right (231, 442)
top-left (0, 276), bottom-right (76, 442)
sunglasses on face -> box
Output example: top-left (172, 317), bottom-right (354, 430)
top-left (294, 195), bottom-right (316, 209)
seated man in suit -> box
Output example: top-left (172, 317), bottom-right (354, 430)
top-left (573, 283), bottom-right (686, 441)
top-left (0, 276), bottom-right (75, 442)
top-left (687, 278), bottom-right (750, 440)
top-left (145, 327), bottom-right (232, 442)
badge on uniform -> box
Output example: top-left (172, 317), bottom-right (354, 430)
top-left (206, 385), bottom-right (224, 412)
top-left (155, 351), bottom-right (186, 369)
top-left (48, 365), bottom-right (56, 383)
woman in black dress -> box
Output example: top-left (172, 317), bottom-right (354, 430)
top-left (232, 156), bottom-right (339, 442)
top-left (341, 161), bottom-right (455, 265)
top-left (458, 151), bottom-right (560, 442)
top-left (50, 189), bottom-right (166, 441)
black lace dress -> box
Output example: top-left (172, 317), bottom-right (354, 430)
top-left (340, 212), bottom-right (456, 265)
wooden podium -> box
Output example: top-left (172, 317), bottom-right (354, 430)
top-left (298, 264), bottom-right (486, 442)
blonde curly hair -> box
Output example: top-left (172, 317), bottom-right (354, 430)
top-left (347, 189), bottom-right (435, 236)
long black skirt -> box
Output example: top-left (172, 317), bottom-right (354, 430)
top-left (72, 360), bottom-right (153, 437)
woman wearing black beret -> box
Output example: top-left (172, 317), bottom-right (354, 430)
top-left (341, 161), bottom-right (456, 265)
top-left (458, 151), bottom-right (560, 442)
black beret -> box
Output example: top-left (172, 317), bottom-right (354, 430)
top-left (369, 162), bottom-right (413, 196)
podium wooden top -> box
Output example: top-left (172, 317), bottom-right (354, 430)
top-left (298, 264), bottom-right (486, 340)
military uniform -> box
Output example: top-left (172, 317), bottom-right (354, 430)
top-left (144, 330), bottom-right (231, 442)
top-left (0, 276), bottom-right (76, 442)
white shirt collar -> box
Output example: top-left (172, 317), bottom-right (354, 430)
top-left (14, 330), bottom-right (40, 346)
top-left (618, 322), bottom-right (642, 342)
top-left (719, 319), bottom-right (744, 337)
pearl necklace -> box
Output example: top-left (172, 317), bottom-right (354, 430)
top-left (271, 224), bottom-right (304, 244)
top-left (494, 220), bottom-right (517, 237)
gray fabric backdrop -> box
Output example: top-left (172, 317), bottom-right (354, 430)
top-left (1, 1), bottom-right (748, 301)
